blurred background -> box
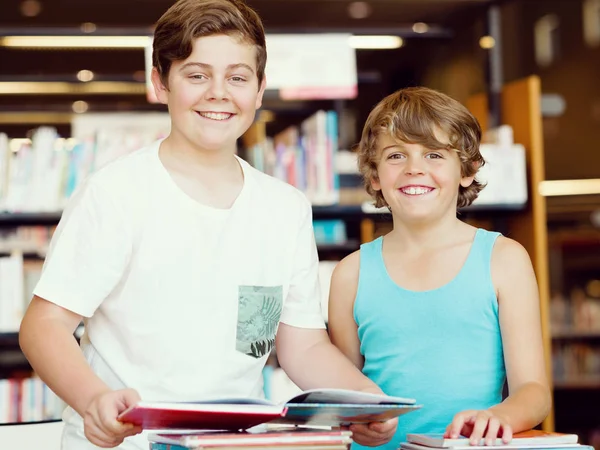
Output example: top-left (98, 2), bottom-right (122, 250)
top-left (0, 0), bottom-right (599, 447)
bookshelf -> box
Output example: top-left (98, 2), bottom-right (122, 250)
top-left (468, 76), bottom-right (600, 445)
top-left (467, 74), bottom-right (555, 432)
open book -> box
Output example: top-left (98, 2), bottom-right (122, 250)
top-left (405, 430), bottom-right (580, 449)
top-left (118, 388), bottom-right (420, 430)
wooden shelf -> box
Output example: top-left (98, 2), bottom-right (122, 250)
top-left (0, 212), bottom-right (62, 226)
top-left (467, 76), bottom-right (555, 431)
top-left (552, 328), bottom-right (600, 339)
top-left (0, 204), bottom-right (527, 226)
top-left (317, 240), bottom-right (360, 253)
top-left (553, 378), bottom-right (600, 390)
top-left (0, 332), bottom-right (19, 347)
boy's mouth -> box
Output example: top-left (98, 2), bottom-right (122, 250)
top-left (399, 186), bottom-right (434, 196)
top-left (196, 111), bottom-right (234, 121)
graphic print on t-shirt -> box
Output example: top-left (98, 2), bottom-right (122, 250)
top-left (236, 285), bottom-right (283, 358)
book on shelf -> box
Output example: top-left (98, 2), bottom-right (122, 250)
top-left (148, 428), bottom-right (353, 449)
top-left (404, 430), bottom-right (582, 450)
top-left (118, 388), bottom-right (420, 431)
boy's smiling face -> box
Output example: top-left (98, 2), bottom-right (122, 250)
top-left (152, 34), bottom-right (266, 153)
top-left (372, 130), bottom-right (474, 222)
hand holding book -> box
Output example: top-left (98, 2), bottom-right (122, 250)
top-left (85, 388), bottom-right (144, 448)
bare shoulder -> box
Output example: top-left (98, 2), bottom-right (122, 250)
top-left (333, 249), bottom-right (360, 280)
top-left (330, 250), bottom-right (361, 305)
top-left (491, 235), bottom-right (537, 293)
top-left (492, 235), bottom-right (533, 268)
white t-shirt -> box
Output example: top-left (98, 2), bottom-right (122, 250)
top-left (33, 139), bottom-right (325, 449)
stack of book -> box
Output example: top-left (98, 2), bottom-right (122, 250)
top-left (148, 428), bottom-right (353, 450)
top-left (401, 430), bottom-right (594, 450)
top-left (116, 388), bottom-right (420, 450)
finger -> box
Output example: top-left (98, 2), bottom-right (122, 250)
top-left (349, 424), bottom-right (392, 444)
top-left (469, 414), bottom-right (491, 445)
top-left (86, 428), bottom-right (121, 448)
top-left (351, 423), bottom-right (391, 439)
top-left (122, 425), bottom-right (143, 438)
top-left (483, 417), bottom-right (501, 446)
top-left (120, 388), bottom-right (142, 408)
top-left (368, 418), bottom-right (397, 434)
top-left (349, 423), bottom-right (384, 437)
top-left (86, 410), bottom-right (116, 441)
top-left (351, 431), bottom-right (390, 448)
top-left (99, 402), bottom-right (135, 437)
top-left (501, 423), bottom-right (513, 444)
top-left (448, 412), bottom-right (470, 439)
top-left (444, 423), bottom-right (453, 438)
top-left (88, 400), bottom-right (123, 438)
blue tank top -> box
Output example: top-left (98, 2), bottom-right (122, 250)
top-left (353, 229), bottom-right (506, 450)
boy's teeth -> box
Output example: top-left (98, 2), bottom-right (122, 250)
top-left (199, 112), bottom-right (232, 120)
top-left (402, 187), bottom-right (430, 195)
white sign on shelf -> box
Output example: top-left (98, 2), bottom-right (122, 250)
top-left (471, 143), bottom-right (528, 207)
top-left (265, 33), bottom-right (357, 100)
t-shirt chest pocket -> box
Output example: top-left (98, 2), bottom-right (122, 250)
top-left (235, 285), bottom-right (283, 359)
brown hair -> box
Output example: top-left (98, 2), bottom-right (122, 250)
top-left (356, 86), bottom-right (484, 209)
top-left (153, 0), bottom-right (267, 87)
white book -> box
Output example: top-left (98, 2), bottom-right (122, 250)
top-left (406, 430), bottom-right (579, 449)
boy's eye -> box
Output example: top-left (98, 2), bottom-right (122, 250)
top-left (426, 153), bottom-right (443, 159)
top-left (230, 76), bottom-right (247, 83)
top-left (388, 153), bottom-right (405, 160)
top-left (189, 74), bottom-right (206, 80)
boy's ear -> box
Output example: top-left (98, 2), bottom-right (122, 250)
top-left (255, 76), bottom-right (267, 110)
top-left (460, 161), bottom-right (479, 188)
top-left (460, 175), bottom-right (475, 188)
top-left (370, 175), bottom-right (382, 192)
top-left (151, 67), bottom-right (169, 105)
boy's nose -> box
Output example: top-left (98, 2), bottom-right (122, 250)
top-left (205, 80), bottom-right (229, 101)
top-left (404, 158), bottom-right (425, 175)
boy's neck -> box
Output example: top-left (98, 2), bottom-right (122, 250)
top-left (160, 134), bottom-right (238, 171)
top-left (158, 135), bottom-right (245, 209)
top-left (387, 214), bottom-right (469, 251)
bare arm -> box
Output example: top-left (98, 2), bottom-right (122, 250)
top-left (277, 251), bottom-right (368, 389)
top-left (19, 296), bottom-right (111, 417)
top-left (446, 237), bottom-right (552, 443)
top-left (489, 237), bottom-right (552, 430)
top-left (328, 251), bottom-right (364, 369)
top-left (275, 324), bottom-right (375, 392)
top-left (276, 249), bottom-right (398, 448)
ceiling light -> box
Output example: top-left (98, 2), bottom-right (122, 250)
top-left (77, 70), bottom-right (94, 82)
top-left (72, 101), bottom-right (89, 114)
top-left (0, 35), bottom-right (151, 49)
top-left (347, 1), bottom-right (372, 19)
top-left (0, 81), bottom-right (145, 95)
top-left (81, 22), bottom-right (97, 33)
top-left (479, 36), bottom-right (496, 49)
top-left (20, 0), bottom-right (42, 17)
top-left (539, 179), bottom-right (600, 196)
top-left (348, 35), bottom-right (403, 50)
top-left (412, 22), bottom-right (429, 34)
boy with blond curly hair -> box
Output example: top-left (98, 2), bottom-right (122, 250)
top-left (328, 87), bottom-right (551, 450)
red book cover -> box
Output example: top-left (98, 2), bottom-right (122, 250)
top-left (119, 403), bottom-right (287, 431)
top-left (118, 388), bottom-right (419, 431)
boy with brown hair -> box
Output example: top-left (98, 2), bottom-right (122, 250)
top-left (328, 87), bottom-right (552, 450)
top-left (19, 1), bottom-right (397, 449)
